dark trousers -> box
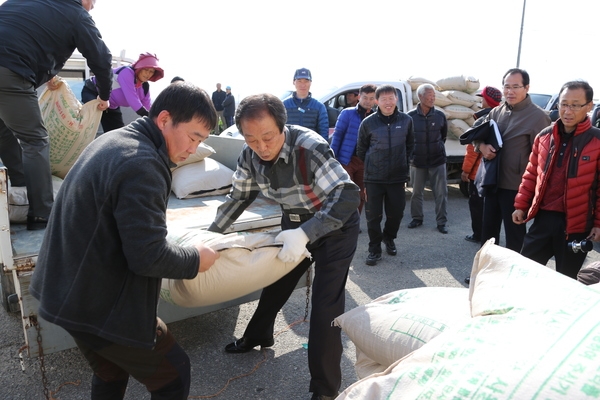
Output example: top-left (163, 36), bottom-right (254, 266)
top-left (68, 318), bottom-right (190, 400)
top-left (224, 115), bottom-right (234, 128)
top-left (81, 85), bottom-right (124, 135)
top-left (0, 66), bottom-right (53, 219)
top-left (341, 156), bottom-right (365, 214)
top-left (243, 211), bottom-right (359, 397)
top-left (364, 182), bottom-right (406, 254)
top-left (481, 188), bottom-right (525, 252)
top-left (521, 210), bottom-right (588, 279)
top-left (468, 180), bottom-right (484, 239)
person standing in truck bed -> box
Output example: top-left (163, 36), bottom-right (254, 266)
top-left (0, 0), bottom-right (113, 230)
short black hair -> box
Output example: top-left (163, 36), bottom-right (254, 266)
top-left (149, 82), bottom-right (216, 130)
top-left (503, 68), bottom-right (530, 87)
top-left (359, 84), bottom-right (377, 95)
top-left (375, 84), bottom-right (396, 99)
top-left (235, 93), bottom-right (288, 134)
top-left (559, 80), bottom-right (594, 103)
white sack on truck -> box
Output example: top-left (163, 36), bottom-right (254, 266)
top-left (7, 176), bottom-right (63, 223)
top-left (170, 157), bottom-right (234, 199)
top-left (38, 76), bottom-right (102, 179)
top-left (160, 230), bottom-right (305, 307)
top-left (337, 239), bottom-right (600, 399)
top-left (436, 75), bottom-right (480, 93)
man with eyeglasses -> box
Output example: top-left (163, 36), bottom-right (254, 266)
top-left (475, 68), bottom-right (551, 252)
top-left (512, 80), bottom-right (600, 279)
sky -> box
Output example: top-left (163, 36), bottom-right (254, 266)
top-left (3, 0), bottom-right (599, 100)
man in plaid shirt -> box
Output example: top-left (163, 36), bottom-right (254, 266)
top-left (208, 93), bottom-right (360, 400)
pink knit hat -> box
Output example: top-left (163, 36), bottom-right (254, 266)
top-left (132, 52), bottom-right (164, 82)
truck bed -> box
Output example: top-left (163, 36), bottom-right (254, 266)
top-left (1, 135), bottom-right (310, 357)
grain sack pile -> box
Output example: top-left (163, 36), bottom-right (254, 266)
top-left (407, 75), bottom-right (481, 140)
top-left (170, 143), bottom-right (234, 199)
top-left (337, 239), bottom-right (600, 399)
top-left (38, 76), bottom-right (103, 179)
top-left (160, 229), bottom-right (305, 307)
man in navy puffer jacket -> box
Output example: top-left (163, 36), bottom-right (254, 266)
top-left (357, 85), bottom-right (414, 266)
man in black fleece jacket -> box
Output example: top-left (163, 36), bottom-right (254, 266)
top-left (30, 82), bottom-right (220, 399)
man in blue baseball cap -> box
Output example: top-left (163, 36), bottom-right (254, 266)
top-left (282, 68), bottom-right (329, 140)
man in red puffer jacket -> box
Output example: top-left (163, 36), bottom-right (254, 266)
top-left (513, 80), bottom-right (600, 279)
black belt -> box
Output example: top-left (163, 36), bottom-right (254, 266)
top-left (283, 212), bottom-right (314, 222)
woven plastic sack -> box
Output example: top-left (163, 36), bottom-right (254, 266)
top-left (160, 230), bottom-right (305, 307)
top-left (39, 77), bottom-right (103, 179)
top-left (334, 287), bottom-right (470, 379)
top-left (338, 240), bottom-right (600, 399)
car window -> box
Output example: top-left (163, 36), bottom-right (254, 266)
top-left (529, 93), bottom-right (552, 109)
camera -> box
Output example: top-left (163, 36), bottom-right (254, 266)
top-left (568, 239), bottom-right (594, 253)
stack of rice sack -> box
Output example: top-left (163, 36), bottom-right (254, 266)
top-left (335, 240), bottom-right (600, 399)
top-left (407, 75), bottom-right (481, 140)
top-left (170, 142), bottom-right (234, 199)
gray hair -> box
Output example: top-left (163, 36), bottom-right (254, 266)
top-left (416, 83), bottom-right (435, 97)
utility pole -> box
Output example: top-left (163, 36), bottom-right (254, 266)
top-left (516, 0), bottom-right (526, 67)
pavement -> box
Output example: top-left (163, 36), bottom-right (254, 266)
top-left (1, 184), bottom-right (598, 399)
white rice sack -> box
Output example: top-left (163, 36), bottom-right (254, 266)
top-left (436, 75), bottom-right (468, 91)
top-left (160, 230), bottom-right (303, 307)
top-left (333, 287), bottom-right (470, 377)
top-left (468, 239), bottom-right (587, 317)
top-left (464, 115), bottom-right (476, 126)
top-left (443, 90), bottom-right (479, 107)
top-left (471, 102), bottom-right (482, 112)
top-left (443, 104), bottom-right (474, 120)
top-left (171, 143), bottom-right (216, 171)
top-left (338, 241), bottom-right (600, 399)
top-left (447, 119), bottom-right (471, 140)
top-left (465, 75), bottom-right (481, 93)
top-left (8, 176), bottom-right (63, 223)
top-left (39, 77), bottom-right (103, 179)
top-left (411, 90), bottom-right (419, 105)
top-left (407, 76), bottom-right (438, 91)
top-left (171, 158), bottom-right (233, 199)
top-left (434, 106), bottom-right (449, 119)
top-left (433, 90), bottom-right (452, 107)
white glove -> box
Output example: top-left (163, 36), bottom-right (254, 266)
top-left (275, 227), bottom-right (311, 263)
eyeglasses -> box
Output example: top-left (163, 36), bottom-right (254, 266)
top-left (503, 85), bottom-right (525, 91)
top-left (559, 102), bottom-right (591, 112)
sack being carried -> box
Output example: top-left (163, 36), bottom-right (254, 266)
top-left (160, 229), bottom-right (305, 307)
top-left (38, 77), bottom-right (103, 179)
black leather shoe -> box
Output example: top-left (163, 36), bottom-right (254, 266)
top-left (464, 277), bottom-right (470, 285)
top-left (437, 225), bottom-right (448, 234)
top-left (382, 237), bottom-right (397, 256)
top-left (366, 252), bottom-right (382, 266)
top-left (224, 336), bottom-right (274, 353)
top-left (408, 219), bottom-right (423, 229)
top-left (464, 234), bottom-right (480, 243)
top-left (27, 216), bottom-right (48, 231)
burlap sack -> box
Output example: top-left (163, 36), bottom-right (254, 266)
top-left (39, 77), bottom-right (102, 179)
top-left (406, 76), bottom-right (438, 91)
top-left (447, 118), bottom-right (472, 140)
top-left (443, 104), bottom-right (474, 120)
top-left (160, 230), bottom-right (304, 307)
top-left (443, 90), bottom-right (479, 107)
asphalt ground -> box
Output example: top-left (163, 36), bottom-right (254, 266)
top-left (1, 184), bottom-right (599, 399)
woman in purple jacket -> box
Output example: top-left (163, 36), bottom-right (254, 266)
top-left (83, 52), bottom-right (164, 134)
